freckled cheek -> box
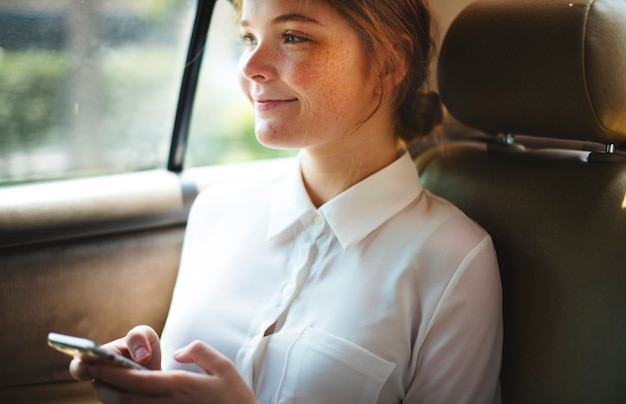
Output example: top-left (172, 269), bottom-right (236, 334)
top-left (296, 63), bottom-right (356, 117)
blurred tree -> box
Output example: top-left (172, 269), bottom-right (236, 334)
top-left (0, 52), bottom-right (67, 152)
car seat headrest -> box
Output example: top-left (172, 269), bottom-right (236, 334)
top-left (437, 0), bottom-right (626, 144)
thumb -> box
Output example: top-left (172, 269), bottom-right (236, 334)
top-left (173, 340), bottom-right (233, 376)
top-left (124, 325), bottom-right (162, 370)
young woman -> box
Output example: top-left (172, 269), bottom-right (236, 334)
top-left (71, 0), bottom-right (503, 402)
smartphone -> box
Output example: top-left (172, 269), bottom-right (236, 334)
top-left (47, 332), bottom-right (147, 370)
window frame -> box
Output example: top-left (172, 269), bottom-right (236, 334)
top-left (168, 0), bottom-right (217, 173)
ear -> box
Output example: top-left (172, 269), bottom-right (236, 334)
top-left (375, 36), bottom-right (411, 96)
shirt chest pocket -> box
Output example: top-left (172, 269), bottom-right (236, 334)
top-left (273, 327), bottom-right (396, 404)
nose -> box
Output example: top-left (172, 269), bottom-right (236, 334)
top-left (239, 40), bottom-right (277, 83)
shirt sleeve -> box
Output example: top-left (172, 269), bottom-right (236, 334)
top-left (404, 235), bottom-right (503, 404)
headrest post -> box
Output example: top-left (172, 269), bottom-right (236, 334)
top-left (605, 144), bottom-right (616, 154)
top-left (588, 143), bottom-right (626, 163)
top-left (487, 133), bottom-right (525, 153)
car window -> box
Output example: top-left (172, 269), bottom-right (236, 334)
top-left (185, 0), bottom-right (295, 167)
top-left (0, 0), bottom-right (294, 187)
top-left (0, 0), bottom-right (196, 185)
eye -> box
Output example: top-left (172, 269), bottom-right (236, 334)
top-left (282, 32), bottom-right (310, 44)
top-left (240, 34), bottom-right (257, 46)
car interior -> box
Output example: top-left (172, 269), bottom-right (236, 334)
top-left (1, 0), bottom-right (625, 402)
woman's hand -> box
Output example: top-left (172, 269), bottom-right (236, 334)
top-left (69, 325), bottom-right (162, 381)
top-left (70, 327), bottom-right (258, 404)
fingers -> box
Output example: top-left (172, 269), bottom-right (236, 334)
top-left (68, 334), bottom-right (129, 381)
top-left (93, 380), bottom-right (152, 404)
top-left (86, 342), bottom-right (258, 404)
top-left (99, 336), bottom-right (131, 357)
top-left (172, 341), bottom-right (259, 404)
top-left (88, 365), bottom-right (162, 395)
top-left (92, 380), bottom-right (174, 404)
top-left (122, 325), bottom-right (162, 370)
top-left (173, 340), bottom-right (233, 376)
top-left (70, 325), bottom-right (161, 381)
top-left (69, 357), bottom-right (91, 381)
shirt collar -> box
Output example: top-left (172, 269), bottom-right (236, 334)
top-left (268, 152), bottom-right (423, 250)
top-left (267, 157), bottom-right (315, 242)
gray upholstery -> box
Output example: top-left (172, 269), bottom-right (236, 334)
top-left (416, 140), bottom-right (626, 402)
top-left (437, 0), bottom-right (626, 143)
top-left (416, 0), bottom-right (626, 402)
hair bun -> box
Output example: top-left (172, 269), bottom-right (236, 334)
top-left (398, 91), bottom-right (443, 143)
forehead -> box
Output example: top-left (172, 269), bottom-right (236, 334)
top-left (239, 0), bottom-right (335, 25)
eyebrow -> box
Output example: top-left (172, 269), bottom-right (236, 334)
top-left (240, 13), bottom-right (324, 27)
top-left (273, 13), bottom-right (323, 25)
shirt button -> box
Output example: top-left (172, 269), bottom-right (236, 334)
top-left (313, 214), bottom-right (323, 226)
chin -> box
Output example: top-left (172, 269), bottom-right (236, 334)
top-left (255, 129), bottom-right (308, 151)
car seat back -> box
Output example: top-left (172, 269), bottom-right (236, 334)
top-left (415, 0), bottom-right (626, 402)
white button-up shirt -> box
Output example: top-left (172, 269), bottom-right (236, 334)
top-left (160, 153), bottom-right (502, 403)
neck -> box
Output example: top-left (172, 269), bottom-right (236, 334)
top-left (300, 129), bottom-right (399, 208)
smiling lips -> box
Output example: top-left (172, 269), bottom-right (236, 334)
top-left (254, 98), bottom-right (298, 111)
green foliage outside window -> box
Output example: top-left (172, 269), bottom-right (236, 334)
top-left (0, 51), bottom-right (67, 153)
top-left (0, 0), bottom-right (295, 186)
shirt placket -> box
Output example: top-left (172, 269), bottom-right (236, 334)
top-left (236, 211), bottom-right (328, 390)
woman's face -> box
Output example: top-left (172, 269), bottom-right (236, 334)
top-left (238, 0), bottom-right (381, 152)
